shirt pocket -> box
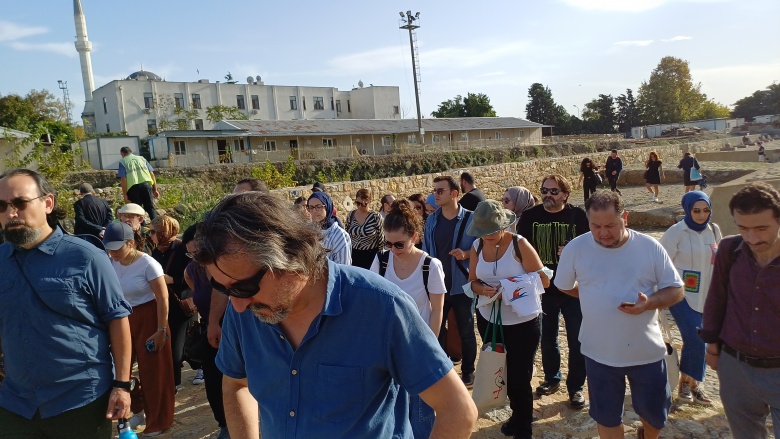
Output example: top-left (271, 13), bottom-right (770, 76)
top-left (315, 364), bottom-right (365, 423)
top-left (32, 277), bottom-right (81, 321)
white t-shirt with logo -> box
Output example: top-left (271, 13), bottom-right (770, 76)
top-left (554, 230), bottom-right (683, 367)
top-left (370, 252), bottom-right (446, 324)
top-left (111, 252), bottom-right (165, 307)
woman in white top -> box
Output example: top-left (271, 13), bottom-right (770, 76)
top-left (369, 199), bottom-right (446, 438)
top-left (467, 200), bottom-right (550, 439)
top-left (103, 222), bottom-right (175, 436)
top-left (307, 191), bottom-right (351, 265)
top-left (659, 191), bottom-right (721, 406)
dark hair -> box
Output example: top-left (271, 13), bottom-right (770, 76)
top-left (580, 158), bottom-right (594, 173)
top-left (181, 223), bottom-right (199, 246)
top-left (78, 183), bottom-right (94, 194)
top-left (729, 182), bottom-right (780, 219)
top-left (541, 174), bottom-right (571, 194)
top-left (384, 199), bottom-right (423, 238)
top-left (646, 150), bottom-right (660, 168)
top-left (294, 196), bottom-right (306, 205)
top-left (408, 193), bottom-right (427, 219)
top-left (584, 190), bottom-right (624, 215)
top-left (236, 178), bottom-right (269, 193)
top-left (433, 175), bottom-right (460, 193)
top-left (0, 168), bottom-right (65, 229)
top-left (611, 149), bottom-right (618, 154)
top-left (120, 146), bottom-right (132, 155)
top-left (380, 194), bottom-right (395, 206)
top-left (460, 171), bottom-right (475, 186)
top-left (356, 188), bottom-right (371, 200)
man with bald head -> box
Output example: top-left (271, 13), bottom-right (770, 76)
top-left (73, 182), bottom-right (113, 238)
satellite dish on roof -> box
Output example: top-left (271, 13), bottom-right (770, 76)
top-left (256, 75), bottom-right (262, 82)
top-left (358, 80), bottom-right (364, 88)
top-left (247, 76), bottom-right (255, 84)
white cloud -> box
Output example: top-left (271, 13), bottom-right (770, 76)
top-left (662, 35), bottom-right (692, 42)
top-left (327, 46), bottom-right (407, 75)
top-left (693, 61), bottom-right (780, 105)
top-left (614, 40), bottom-right (654, 47)
top-left (0, 21), bottom-right (48, 42)
top-left (8, 42), bottom-right (75, 58)
top-left (563, 0), bottom-right (728, 12)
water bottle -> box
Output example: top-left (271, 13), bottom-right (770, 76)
top-left (117, 418), bottom-right (138, 439)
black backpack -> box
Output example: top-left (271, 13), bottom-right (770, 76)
top-left (377, 251), bottom-right (432, 298)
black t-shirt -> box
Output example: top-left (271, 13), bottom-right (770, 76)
top-left (516, 203), bottom-right (589, 271)
top-left (459, 188), bottom-right (485, 212)
top-left (434, 212), bottom-right (459, 292)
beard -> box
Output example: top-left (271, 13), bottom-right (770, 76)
top-left (2, 220), bottom-right (41, 246)
top-left (542, 197), bottom-right (559, 209)
top-left (249, 302), bottom-right (291, 325)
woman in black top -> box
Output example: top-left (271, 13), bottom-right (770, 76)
top-left (346, 188), bottom-right (384, 269)
top-left (577, 158), bottom-right (600, 202)
top-left (677, 152), bottom-right (701, 193)
top-left (644, 151), bottom-right (665, 203)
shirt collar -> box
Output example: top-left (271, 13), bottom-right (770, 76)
top-left (320, 261), bottom-right (343, 317)
top-left (7, 226), bottom-right (63, 256)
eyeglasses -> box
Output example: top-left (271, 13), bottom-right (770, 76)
top-left (0, 195), bottom-right (46, 213)
top-left (431, 188), bottom-right (447, 195)
top-left (306, 204), bottom-right (326, 211)
top-left (502, 198), bottom-right (511, 204)
top-left (210, 268), bottom-right (267, 298)
top-left (354, 201), bottom-right (367, 207)
top-left (148, 229), bottom-right (157, 235)
top-left (540, 187), bottom-right (561, 195)
top-left (384, 240), bottom-right (407, 250)
top-left (185, 252), bottom-right (195, 259)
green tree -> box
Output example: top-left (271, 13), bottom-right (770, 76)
top-left (431, 92), bottom-right (497, 118)
top-left (224, 71), bottom-right (238, 84)
top-left (205, 105), bottom-right (248, 124)
top-left (615, 88), bottom-right (641, 134)
top-left (525, 83), bottom-right (559, 125)
top-left (692, 99), bottom-right (731, 120)
top-left (581, 94), bottom-right (616, 134)
top-left (637, 56), bottom-right (706, 124)
top-left (0, 89), bottom-right (68, 131)
top-left (732, 83), bottom-right (780, 120)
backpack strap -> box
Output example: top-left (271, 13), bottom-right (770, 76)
top-left (512, 233), bottom-right (522, 263)
top-left (422, 255), bottom-right (432, 298)
top-left (476, 238), bottom-right (484, 256)
top-left (454, 211), bottom-right (472, 278)
top-left (378, 250), bottom-right (390, 277)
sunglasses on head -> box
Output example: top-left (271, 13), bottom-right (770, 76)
top-left (540, 187), bottom-right (561, 195)
top-left (210, 268), bottom-right (267, 298)
top-left (384, 240), bottom-right (407, 250)
top-left (0, 195), bottom-right (46, 213)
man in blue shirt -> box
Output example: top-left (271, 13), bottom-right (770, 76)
top-left (192, 191), bottom-right (477, 439)
top-left (0, 169), bottom-right (134, 438)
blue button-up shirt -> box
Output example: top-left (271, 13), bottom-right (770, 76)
top-left (0, 228), bottom-right (131, 418)
top-left (216, 261), bottom-right (452, 439)
top-left (423, 205), bottom-right (476, 295)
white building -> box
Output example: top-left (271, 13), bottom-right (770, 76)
top-left (631, 117), bottom-right (745, 139)
top-left (91, 72), bottom-right (401, 138)
top-left (753, 114), bottom-right (780, 124)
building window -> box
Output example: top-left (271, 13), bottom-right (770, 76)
top-left (101, 97), bottom-right (107, 114)
top-left (393, 105), bottom-right (399, 115)
top-left (407, 134), bottom-right (417, 144)
top-left (382, 136), bottom-right (391, 147)
top-left (251, 95), bottom-right (260, 110)
top-left (194, 119), bottom-right (204, 130)
top-left (174, 93), bottom-right (184, 109)
top-left (147, 119), bottom-right (157, 134)
top-left (144, 92), bottom-right (153, 109)
top-left (347, 100), bottom-right (351, 112)
top-left (336, 100), bottom-right (342, 113)
top-left (290, 96), bottom-right (298, 110)
top-left (174, 140), bottom-right (186, 155)
top-left (236, 95), bottom-right (245, 110)
top-left (432, 134), bottom-right (441, 143)
top-left (330, 97), bottom-right (335, 110)
top-left (106, 123), bottom-right (110, 132)
top-left (191, 93), bottom-right (201, 109)
top-left (313, 97), bottom-right (324, 110)
top-left (495, 131), bottom-right (502, 140)
top-left (303, 97), bottom-right (307, 111)
top-left (233, 139), bottom-right (246, 151)
top-left (460, 132), bottom-right (468, 142)
top-left (322, 138), bottom-right (335, 148)
top-left (265, 140), bottom-right (276, 151)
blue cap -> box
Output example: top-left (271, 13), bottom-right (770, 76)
top-left (103, 222), bottom-right (134, 251)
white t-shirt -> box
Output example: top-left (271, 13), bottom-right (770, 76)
top-left (370, 252), bottom-right (446, 324)
top-left (554, 230), bottom-right (683, 367)
top-left (111, 252), bottom-right (165, 307)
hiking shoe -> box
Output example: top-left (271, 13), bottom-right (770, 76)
top-left (192, 368), bottom-right (205, 385)
top-left (692, 386), bottom-right (712, 405)
top-left (535, 381), bottom-right (560, 396)
top-left (217, 426), bottom-right (231, 439)
top-left (128, 411), bottom-right (146, 429)
top-left (461, 372), bottom-right (475, 388)
top-left (569, 391), bottom-right (586, 409)
top-left (653, 197), bottom-right (659, 203)
top-left (500, 421), bottom-right (517, 436)
top-left (678, 382), bottom-right (693, 402)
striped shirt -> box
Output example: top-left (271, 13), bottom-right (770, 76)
top-left (346, 211), bottom-right (384, 251)
top-left (322, 222), bottom-right (352, 265)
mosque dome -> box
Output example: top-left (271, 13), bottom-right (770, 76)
top-left (126, 70), bottom-right (162, 81)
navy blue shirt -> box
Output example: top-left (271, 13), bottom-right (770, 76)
top-left (216, 261), bottom-right (452, 439)
top-left (0, 228), bottom-right (131, 418)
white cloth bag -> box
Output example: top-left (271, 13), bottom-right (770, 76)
top-left (472, 301), bottom-right (509, 412)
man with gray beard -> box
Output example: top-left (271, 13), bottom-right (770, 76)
top-left (192, 191), bottom-right (477, 439)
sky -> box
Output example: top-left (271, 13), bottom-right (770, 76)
top-left (1, 0), bottom-right (779, 124)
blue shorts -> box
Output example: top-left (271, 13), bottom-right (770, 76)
top-left (584, 356), bottom-right (671, 429)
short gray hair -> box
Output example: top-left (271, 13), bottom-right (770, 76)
top-left (584, 190), bottom-right (624, 216)
top-left (193, 192), bottom-right (327, 280)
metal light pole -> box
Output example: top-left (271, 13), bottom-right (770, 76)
top-left (399, 10), bottom-right (423, 144)
top-left (573, 104), bottom-right (580, 118)
top-left (58, 80), bottom-right (73, 125)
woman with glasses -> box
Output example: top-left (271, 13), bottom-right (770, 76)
top-left (346, 188), bottom-right (384, 269)
top-left (117, 203), bottom-right (154, 253)
top-left (103, 222), bottom-right (174, 437)
top-left (659, 191), bottom-right (721, 406)
top-left (369, 199), bottom-right (446, 438)
top-left (307, 192), bottom-right (352, 265)
top-left (501, 186), bottom-right (536, 231)
top-left (149, 215), bottom-right (200, 392)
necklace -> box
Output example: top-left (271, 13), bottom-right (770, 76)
top-left (116, 250), bottom-right (139, 278)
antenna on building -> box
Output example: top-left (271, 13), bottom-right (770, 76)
top-left (247, 76), bottom-right (255, 84)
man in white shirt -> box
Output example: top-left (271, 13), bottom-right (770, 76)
top-left (554, 190), bottom-right (684, 439)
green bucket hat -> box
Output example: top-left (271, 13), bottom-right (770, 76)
top-left (466, 200), bottom-right (517, 237)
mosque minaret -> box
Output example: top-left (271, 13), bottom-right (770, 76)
top-left (74, 0), bottom-right (96, 129)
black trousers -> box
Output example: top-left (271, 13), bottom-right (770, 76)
top-left (438, 293), bottom-right (477, 376)
top-left (127, 181), bottom-right (157, 220)
top-left (607, 175), bottom-right (621, 193)
top-left (202, 343), bottom-right (227, 428)
top-left (168, 297), bottom-right (199, 387)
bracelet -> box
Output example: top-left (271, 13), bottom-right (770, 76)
top-left (158, 327), bottom-right (167, 333)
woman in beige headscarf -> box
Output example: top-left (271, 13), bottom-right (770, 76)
top-left (502, 186), bottom-right (536, 232)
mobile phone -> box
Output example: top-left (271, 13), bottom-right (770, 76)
top-left (620, 302), bottom-right (636, 307)
top-left (145, 339), bottom-right (155, 352)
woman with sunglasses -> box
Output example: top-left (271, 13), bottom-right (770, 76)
top-left (659, 191), bottom-right (721, 406)
top-left (369, 199), bottom-right (446, 438)
top-left (501, 187), bottom-right (536, 232)
top-left (307, 191), bottom-right (351, 265)
top-left (149, 215), bottom-right (200, 392)
top-left (346, 188), bottom-right (384, 269)
top-left (103, 222), bottom-right (174, 437)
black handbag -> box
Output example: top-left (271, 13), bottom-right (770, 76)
top-left (183, 322), bottom-right (211, 364)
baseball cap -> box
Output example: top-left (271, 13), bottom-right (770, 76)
top-left (103, 222), bottom-right (134, 251)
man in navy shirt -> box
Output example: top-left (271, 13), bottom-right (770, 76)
top-left (0, 169), bottom-right (133, 438)
top-left (192, 191), bottom-right (477, 439)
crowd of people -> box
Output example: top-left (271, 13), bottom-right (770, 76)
top-left (0, 144), bottom-right (778, 439)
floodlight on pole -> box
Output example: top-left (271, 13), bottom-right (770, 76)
top-left (399, 10), bottom-right (424, 144)
top-left (58, 80), bottom-right (73, 125)
top-left (573, 104), bottom-right (580, 118)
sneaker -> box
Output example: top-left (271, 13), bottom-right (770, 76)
top-left (128, 410), bottom-right (146, 429)
top-left (678, 382), bottom-right (693, 403)
top-left (535, 381), bottom-right (560, 396)
top-left (569, 391), bottom-right (586, 409)
top-left (192, 368), bottom-right (205, 385)
top-left (217, 426), bottom-right (231, 439)
top-left (691, 386), bottom-right (712, 405)
top-left (653, 197), bottom-right (659, 203)
top-left (461, 372), bottom-right (475, 388)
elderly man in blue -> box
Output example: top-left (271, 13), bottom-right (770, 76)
top-left (192, 191), bottom-right (478, 439)
top-left (0, 169), bottom-right (134, 439)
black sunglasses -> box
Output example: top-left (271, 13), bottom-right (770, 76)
top-left (210, 268), bottom-right (267, 298)
top-left (384, 240), bottom-right (407, 250)
top-left (354, 200), bottom-right (367, 207)
top-left (540, 187), bottom-right (561, 195)
top-left (0, 195), bottom-right (46, 213)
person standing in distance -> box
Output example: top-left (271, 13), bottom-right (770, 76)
top-left (118, 146), bottom-right (159, 220)
top-left (73, 183), bottom-right (113, 238)
top-left (604, 150), bottom-right (623, 195)
top-left (458, 171), bottom-right (485, 211)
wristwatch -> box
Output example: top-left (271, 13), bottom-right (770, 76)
top-left (113, 379), bottom-right (136, 391)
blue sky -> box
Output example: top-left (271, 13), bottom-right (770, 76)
top-left (1, 0), bottom-right (778, 123)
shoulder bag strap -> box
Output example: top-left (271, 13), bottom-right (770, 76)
top-left (422, 255), bottom-right (431, 298)
top-left (378, 250), bottom-right (390, 277)
top-left (454, 211), bottom-right (472, 278)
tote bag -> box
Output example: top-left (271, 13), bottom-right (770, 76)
top-left (658, 309), bottom-right (680, 395)
top-left (472, 301), bottom-right (509, 412)
top-left (689, 167), bottom-right (703, 181)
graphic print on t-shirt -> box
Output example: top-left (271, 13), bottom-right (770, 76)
top-left (531, 221), bottom-right (574, 265)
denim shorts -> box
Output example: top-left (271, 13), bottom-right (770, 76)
top-left (584, 356), bottom-right (671, 429)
